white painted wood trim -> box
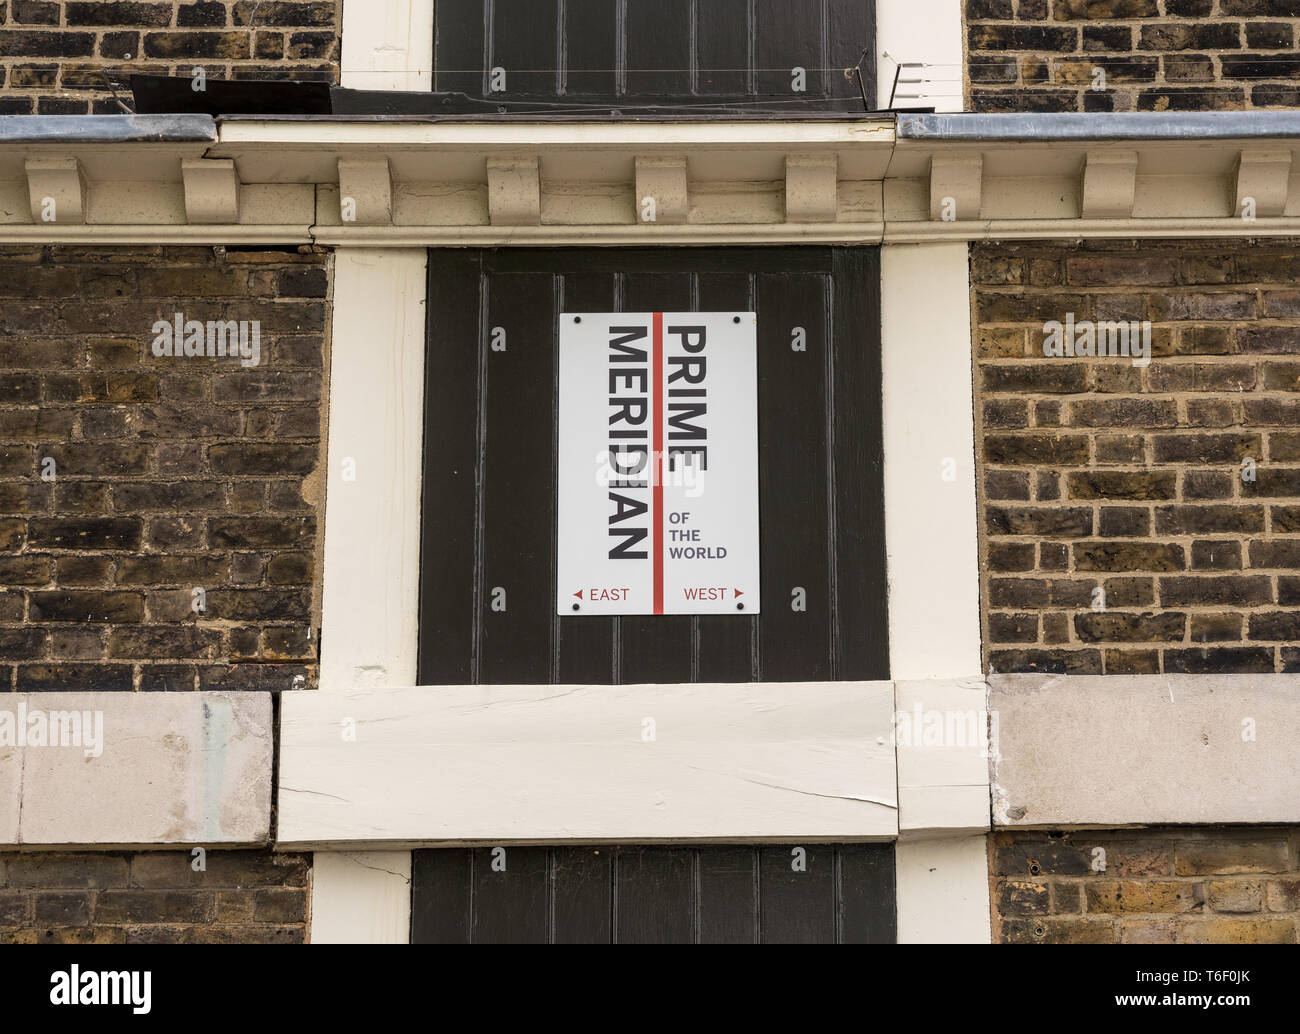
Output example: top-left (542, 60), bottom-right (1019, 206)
top-left (875, 0), bottom-right (964, 112)
top-left (319, 249), bottom-right (427, 691)
top-left (880, 243), bottom-right (982, 681)
top-left (312, 249), bottom-right (427, 943)
top-left (278, 681), bottom-right (899, 849)
top-left (894, 678), bottom-right (991, 835)
top-left (309, 851), bottom-right (411, 944)
top-left (340, 0), bottom-right (435, 92)
top-left (895, 835), bottom-right (992, 944)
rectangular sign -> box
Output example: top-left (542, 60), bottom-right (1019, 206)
top-left (557, 312), bottom-right (760, 615)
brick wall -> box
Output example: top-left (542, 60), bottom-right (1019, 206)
top-left (966, 1), bottom-right (1300, 112)
top-left (0, 849), bottom-right (310, 942)
top-left (975, 238), bottom-right (1300, 676)
top-left (0, 0), bottom-right (340, 115)
top-left (0, 244), bottom-right (326, 692)
top-left (993, 827), bottom-right (1300, 943)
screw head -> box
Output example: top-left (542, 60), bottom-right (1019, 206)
top-left (572, 603), bottom-right (580, 611)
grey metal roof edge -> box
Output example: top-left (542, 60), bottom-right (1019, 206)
top-left (0, 114), bottom-right (217, 144)
top-left (898, 111), bottom-right (1300, 143)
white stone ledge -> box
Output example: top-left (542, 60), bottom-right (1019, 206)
top-left (989, 673), bottom-right (1300, 828)
top-left (0, 691), bottom-right (272, 848)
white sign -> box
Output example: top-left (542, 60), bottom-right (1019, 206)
top-left (557, 312), bottom-right (760, 615)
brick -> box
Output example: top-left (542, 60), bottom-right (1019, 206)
top-left (1208, 880), bottom-right (1263, 914)
top-left (1159, 575), bottom-right (1272, 607)
top-left (1068, 398), bottom-right (1177, 428)
top-left (1266, 878), bottom-right (1300, 912)
top-left (1086, 880), bottom-right (1204, 914)
top-left (1177, 918), bottom-right (1295, 944)
top-left (987, 506), bottom-right (1093, 537)
top-left (989, 648), bottom-right (1102, 674)
top-left (1154, 506), bottom-right (1265, 535)
top-left (5, 853), bottom-right (128, 889)
top-left (29, 590), bottom-right (143, 623)
top-left (1001, 917), bottom-right (1116, 943)
top-left (1138, 24), bottom-right (1243, 52)
top-left (1164, 647), bottom-right (1275, 674)
top-left (1190, 612), bottom-right (1244, 642)
top-left (1152, 433), bottom-right (1259, 464)
top-left (27, 517), bottom-right (141, 550)
top-left (1074, 542), bottom-right (1184, 572)
top-left (1075, 611), bottom-right (1184, 642)
top-left (1066, 470), bottom-right (1173, 500)
top-left (1191, 539), bottom-right (1242, 571)
top-left (1247, 612), bottom-right (1300, 642)
top-left (1102, 577), bottom-right (1154, 606)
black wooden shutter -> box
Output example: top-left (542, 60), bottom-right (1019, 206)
top-left (434, 0), bottom-right (875, 111)
top-left (412, 843), bottom-right (896, 943)
top-left (418, 246), bottom-right (887, 686)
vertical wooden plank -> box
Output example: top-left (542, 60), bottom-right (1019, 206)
top-left (696, 846), bottom-right (758, 943)
top-left (418, 251), bottom-right (483, 684)
top-left (625, 0), bottom-right (693, 98)
top-left (491, 0), bottom-right (561, 96)
top-left (614, 846), bottom-right (694, 943)
top-left (831, 248), bottom-right (889, 680)
top-left (555, 268), bottom-right (618, 684)
top-left (755, 270), bottom-right (833, 681)
top-left (618, 272), bottom-right (695, 684)
top-left (550, 846), bottom-right (613, 943)
top-left (477, 272), bottom-right (557, 683)
top-left (838, 843), bottom-right (897, 944)
top-left (433, 0), bottom-right (485, 95)
top-left (469, 845), bottom-right (550, 943)
top-left (759, 843), bottom-right (836, 943)
top-left (754, 0), bottom-right (827, 98)
top-left (829, 0), bottom-right (874, 107)
top-left (562, 0), bottom-right (618, 96)
top-left (410, 848), bottom-right (471, 944)
top-left (694, 271), bottom-right (758, 682)
top-left (695, 0), bottom-right (750, 97)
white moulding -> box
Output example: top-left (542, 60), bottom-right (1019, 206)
top-left (1081, 150), bottom-right (1138, 220)
top-left (634, 155), bottom-right (689, 224)
top-left (486, 157), bottom-right (542, 225)
top-left (928, 154), bottom-right (982, 222)
top-left (785, 153), bottom-right (838, 223)
top-left (337, 157), bottom-right (393, 226)
top-left (25, 157), bottom-right (86, 224)
top-left (1234, 148), bottom-right (1291, 219)
top-left (181, 157), bottom-right (240, 224)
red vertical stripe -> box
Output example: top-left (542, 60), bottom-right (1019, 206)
top-left (652, 311), bottom-right (664, 615)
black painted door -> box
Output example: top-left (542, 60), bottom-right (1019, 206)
top-left (412, 843), bottom-right (895, 943)
top-left (418, 247), bottom-right (887, 686)
top-left (434, 0), bottom-right (875, 111)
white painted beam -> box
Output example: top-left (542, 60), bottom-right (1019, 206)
top-left (895, 678), bottom-right (990, 835)
top-left (319, 249), bottom-right (426, 691)
top-left (309, 851), bottom-right (411, 944)
top-left (340, 0), bottom-right (434, 91)
top-left (896, 835), bottom-right (992, 943)
top-left (278, 681), bottom-right (898, 848)
top-left (880, 243), bottom-right (981, 681)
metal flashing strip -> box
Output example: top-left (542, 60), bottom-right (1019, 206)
top-left (0, 114), bottom-right (217, 144)
top-left (898, 110), bottom-right (1300, 143)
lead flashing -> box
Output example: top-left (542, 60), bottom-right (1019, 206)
top-left (899, 110), bottom-right (1300, 143)
top-left (0, 114), bottom-right (217, 144)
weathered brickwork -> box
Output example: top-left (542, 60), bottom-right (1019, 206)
top-left (992, 827), bottom-right (1300, 943)
top-left (0, 849), bottom-right (310, 942)
top-left (0, 0), bottom-right (340, 114)
top-left (0, 244), bottom-right (327, 692)
top-left (975, 238), bottom-right (1300, 676)
top-left (966, 0), bottom-right (1300, 113)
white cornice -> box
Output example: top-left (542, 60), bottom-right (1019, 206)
top-left (2, 116), bottom-right (1300, 245)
